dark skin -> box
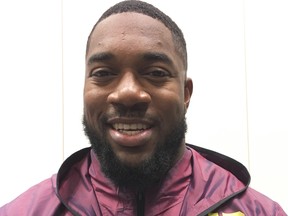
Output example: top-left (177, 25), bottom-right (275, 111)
top-left (84, 12), bottom-right (193, 168)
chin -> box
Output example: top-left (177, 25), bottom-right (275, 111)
top-left (83, 114), bottom-right (187, 189)
top-left (116, 152), bottom-right (153, 168)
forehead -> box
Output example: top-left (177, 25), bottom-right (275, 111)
top-left (87, 12), bottom-right (176, 57)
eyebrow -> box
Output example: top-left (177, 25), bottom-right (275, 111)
top-left (87, 52), bottom-right (115, 65)
top-left (87, 51), bottom-right (173, 66)
top-left (141, 52), bottom-right (173, 66)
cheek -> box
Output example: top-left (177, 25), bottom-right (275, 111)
top-left (83, 88), bottom-right (107, 125)
top-left (153, 88), bottom-right (185, 120)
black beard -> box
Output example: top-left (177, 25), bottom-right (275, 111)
top-left (83, 115), bottom-right (187, 190)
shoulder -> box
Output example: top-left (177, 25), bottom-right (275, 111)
top-left (213, 187), bottom-right (287, 215)
top-left (0, 175), bottom-right (62, 215)
top-left (207, 187), bottom-right (287, 216)
top-left (185, 144), bottom-right (286, 215)
top-left (235, 187), bottom-right (287, 215)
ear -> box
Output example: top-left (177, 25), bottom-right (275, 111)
top-left (184, 78), bottom-right (193, 112)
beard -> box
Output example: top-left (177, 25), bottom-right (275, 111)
top-left (82, 115), bottom-right (187, 190)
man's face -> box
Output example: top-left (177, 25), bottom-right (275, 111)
top-left (84, 12), bottom-right (192, 186)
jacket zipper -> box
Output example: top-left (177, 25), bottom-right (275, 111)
top-left (136, 190), bottom-right (145, 216)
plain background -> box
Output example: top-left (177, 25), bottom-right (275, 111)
top-left (0, 0), bottom-right (287, 212)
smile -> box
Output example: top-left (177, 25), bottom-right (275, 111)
top-left (112, 123), bottom-right (151, 135)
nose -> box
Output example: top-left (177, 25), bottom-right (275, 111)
top-left (107, 71), bottom-right (151, 108)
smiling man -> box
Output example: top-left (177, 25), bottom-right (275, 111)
top-left (0, 1), bottom-right (286, 216)
top-left (83, 11), bottom-right (191, 191)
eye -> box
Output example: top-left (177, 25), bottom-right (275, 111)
top-left (142, 68), bottom-right (172, 85)
top-left (148, 70), bottom-right (170, 77)
top-left (144, 68), bottom-right (172, 80)
top-left (89, 68), bottom-right (117, 85)
top-left (90, 68), bottom-right (115, 77)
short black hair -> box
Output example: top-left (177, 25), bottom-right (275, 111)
top-left (86, 0), bottom-right (187, 71)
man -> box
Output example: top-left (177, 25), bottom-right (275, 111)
top-left (0, 0), bottom-right (286, 215)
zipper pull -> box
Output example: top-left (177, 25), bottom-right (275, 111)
top-left (136, 190), bottom-right (145, 216)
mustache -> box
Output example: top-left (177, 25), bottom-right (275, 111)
top-left (100, 106), bottom-right (159, 124)
top-left (102, 103), bottom-right (154, 119)
top-left (108, 103), bottom-right (148, 116)
top-left (101, 111), bottom-right (158, 122)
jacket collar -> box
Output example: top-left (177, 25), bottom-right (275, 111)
top-left (56, 144), bottom-right (250, 215)
top-left (184, 144), bottom-right (250, 216)
top-left (89, 147), bottom-right (193, 215)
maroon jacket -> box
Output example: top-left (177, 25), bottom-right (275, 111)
top-left (0, 144), bottom-right (286, 215)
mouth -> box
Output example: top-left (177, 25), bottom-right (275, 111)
top-left (112, 123), bottom-right (151, 135)
top-left (107, 119), bottom-right (154, 148)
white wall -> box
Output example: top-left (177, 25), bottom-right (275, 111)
top-left (0, 0), bottom-right (63, 207)
top-left (0, 0), bottom-right (287, 212)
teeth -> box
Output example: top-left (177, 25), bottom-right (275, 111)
top-left (120, 130), bottom-right (143, 135)
top-left (113, 123), bottom-right (149, 131)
